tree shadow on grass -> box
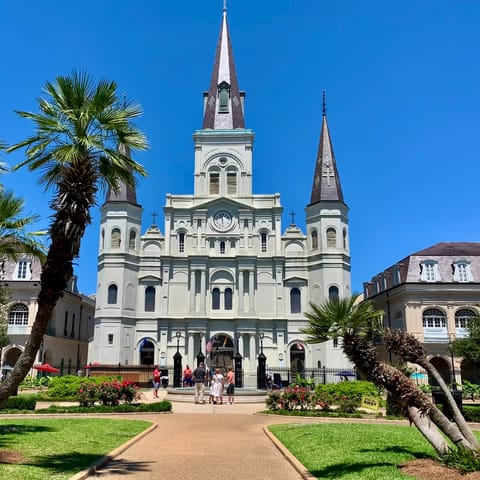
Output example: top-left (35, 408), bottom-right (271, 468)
top-left (309, 461), bottom-right (407, 479)
top-left (0, 424), bottom-right (54, 447)
top-left (358, 445), bottom-right (432, 459)
top-left (307, 447), bottom-right (433, 479)
top-left (24, 453), bottom-right (152, 476)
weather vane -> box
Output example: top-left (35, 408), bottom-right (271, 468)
top-left (223, 0), bottom-right (227, 12)
top-left (322, 90), bottom-right (327, 116)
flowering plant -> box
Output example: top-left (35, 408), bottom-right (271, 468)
top-left (78, 383), bottom-right (99, 407)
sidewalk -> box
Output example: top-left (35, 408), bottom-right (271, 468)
top-left (76, 389), bottom-right (308, 480)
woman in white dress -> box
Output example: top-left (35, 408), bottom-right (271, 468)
top-left (209, 368), bottom-right (224, 404)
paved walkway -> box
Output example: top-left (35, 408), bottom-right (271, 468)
top-left (76, 389), bottom-right (300, 480)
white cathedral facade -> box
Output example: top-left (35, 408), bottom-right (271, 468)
top-left (88, 7), bottom-right (353, 386)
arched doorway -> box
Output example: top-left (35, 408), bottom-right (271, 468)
top-left (207, 334), bottom-right (234, 370)
top-left (290, 342), bottom-right (305, 376)
top-left (461, 359), bottom-right (480, 385)
top-left (429, 356), bottom-right (451, 386)
top-left (4, 347), bottom-right (21, 368)
top-left (139, 339), bottom-right (155, 365)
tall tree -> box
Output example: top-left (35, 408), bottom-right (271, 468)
top-left (302, 295), bottom-right (477, 454)
top-left (451, 317), bottom-right (480, 364)
top-left (1, 71), bottom-right (148, 405)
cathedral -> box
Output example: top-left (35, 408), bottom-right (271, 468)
top-left (88, 6), bottom-right (353, 386)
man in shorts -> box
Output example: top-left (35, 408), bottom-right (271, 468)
top-left (153, 366), bottom-right (161, 398)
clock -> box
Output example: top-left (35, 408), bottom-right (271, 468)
top-left (213, 211), bottom-right (233, 230)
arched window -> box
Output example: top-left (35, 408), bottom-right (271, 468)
top-left (129, 230), bottom-right (137, 249)
top-left (311, 230), bottom-right (318, 250)
top-left (326, 228), bottom-right (336, 248)
top-left (220, 241), bottom-right (225, 254)
top-left (225, 288), bottom-right (233, 310)
top-left (343, 228), bottom-right (347, 249)
top-left (423, 308), bottom-right (445, 326)
top-left (261, 233), bottom-right (267, 253)
top-left (101, 229), bottom-right (105, 249)
top-left (107, 284), bottom-right (118, 304)
top-left (8, 303), bottom-right (28, 325)
top-left (145, 286), bottom-right (156, 312)
top-left (178, 233), bottom-right (185, 253)
top-left (328, 286), bottom-right (339, 300)
top-left (111, 228), bottom-right (121, 248)
top-left (210, 171), bottom-right (219, 194)
top-left (227, 171), bottom-right (237, 195)
top-left (455, 309), bottom-right (476, 329)
top-left (290, 288), bottom-right (301, 314)
top-left (212, 288), bottom-right (220, 310)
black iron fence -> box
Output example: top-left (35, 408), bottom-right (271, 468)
top-left (268, 367), bottom-right (359, 388)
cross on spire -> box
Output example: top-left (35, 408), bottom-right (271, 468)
top-left (322, 90), bottom-right (327, 116)
top-left (223, 0), bottom-right (227, 12)
top-left (151, 211), bottom-right (158, 225)
top-left (290, 210), bottom-right (296, 225)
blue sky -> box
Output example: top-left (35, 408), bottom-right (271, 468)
top-left (1, 1), bottom-right (480, 296)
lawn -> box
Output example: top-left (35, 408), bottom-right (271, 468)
top-left (269, 423), bottom-right (437, 480)
top-left (0, 418), bottom-right (151, 480)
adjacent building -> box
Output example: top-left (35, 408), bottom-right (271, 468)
top-left (364, 242), bottom-right (480, 385)
top-left (1, 254), bottom-right (95, 374)
top-left (89, 6), bottom-right (353, 385)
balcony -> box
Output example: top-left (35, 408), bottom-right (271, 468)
top-left (423, 328), bottom-right (448, 343)
top-left (8, 325), bottom-right (29, 335)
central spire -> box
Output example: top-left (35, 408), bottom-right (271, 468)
top-left (202, 5), bottom-right (245, 130)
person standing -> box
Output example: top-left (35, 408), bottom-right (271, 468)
top-left (183, 364), bottom-right (193, 387)
top-left (226, 365), bottom-right (235, 405)
top-left (193, 362), bottom-right (207, 404)
top-left (153, 366), bottom-right (161, 399)
top-left (210, 368), bottom-right (224, 405)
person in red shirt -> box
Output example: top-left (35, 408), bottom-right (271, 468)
top-left (183, 365), bottom-right (193, 387)
top-left (153, 366), bottom-right (161, 398)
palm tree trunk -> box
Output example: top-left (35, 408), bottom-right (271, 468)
top-left (342, 333), bottom-right (475, 450)
top-left (407, 406), bottom-right (450, 455)
top-left (0, 166), bottom-right (94, 406)
top-left (383, 329), bottom-right (479, 449)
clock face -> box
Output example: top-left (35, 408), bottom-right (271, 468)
top-left (213, 211), bottom-right (233, 229)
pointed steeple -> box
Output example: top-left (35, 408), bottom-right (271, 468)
top-left (202, 4), bottom-right (245, 130)
top-left (310, 93), bottom-right (344, 204)
top-left (104, 143), bottom-right (138, 204)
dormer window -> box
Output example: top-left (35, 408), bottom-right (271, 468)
top-left (420, 260), bottom-right (440, 282)
top-left (452, 261), bottom-right (473, 282)
top-left (218, 81), bottom-right (230, 113)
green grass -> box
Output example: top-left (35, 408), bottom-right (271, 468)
top-left (269, 423), bottom-right (436, 479)
top-left (0, 418), bottom-right (151, 480)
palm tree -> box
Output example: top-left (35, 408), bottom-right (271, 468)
top-left (0, 71), bottom-right (148, 404)
top-left (302, 295), bottom-right (476, 454)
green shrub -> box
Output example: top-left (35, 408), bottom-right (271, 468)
top-left (35, 400), bottom-right (172, 414)
top-left (315, 380), bottom-right (379, 403)
top-left (46, 375), bottom-right (120, 400)
top-left (463, 405), bottom-right (480, 423)
top-left (0, 394), bottom-right (37, 410)
top-left (439, 447), bottom-right (480, 473)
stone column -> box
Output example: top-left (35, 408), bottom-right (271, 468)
top-left (189, 269), bottom-right (196, 312)
top-left (238, 270), bottom-right (244, 312)
top-left (200, 269), bottom-right (206, 313)
top-left (188, 332), bottom-right (194, 363)
top-left (249, 270), bottom-right (254, 312)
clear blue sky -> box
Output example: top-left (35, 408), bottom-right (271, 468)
top-left (1, 1), bottom-right (479, 296)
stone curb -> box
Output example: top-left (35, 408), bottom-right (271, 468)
top-left (69, 422), bottom-right (157, 480)
top-left (263, 426), bottom-right (317, 480)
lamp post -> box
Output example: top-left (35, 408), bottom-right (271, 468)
top-left (196, 331), bottom-right (205, 366)
top-left (234, 332), bottom-right (243, 388)
top-left (257, 331), bottom-right (266, 389)
top-left (449, 340), bottom-right (457, 390)
top-left (173, 331), bottom-right (182, 388)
